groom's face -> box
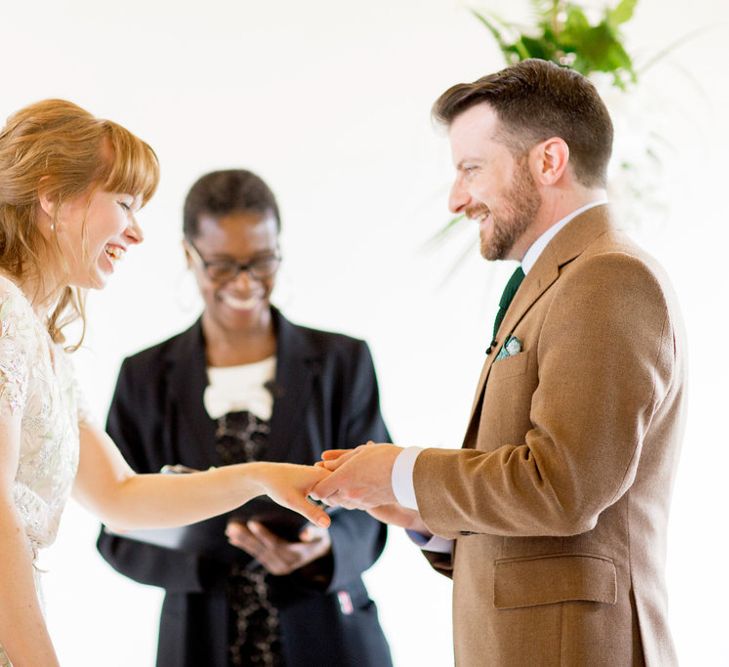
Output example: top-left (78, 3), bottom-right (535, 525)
top-left (447, 103), bottom-right (541, 262)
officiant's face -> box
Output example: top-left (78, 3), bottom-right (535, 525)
top-left (186, 211), bottom-right (280, 333)
top-left (447, 103), bottom-right (541, 261)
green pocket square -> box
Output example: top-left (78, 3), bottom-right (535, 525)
top-left (496, 335), bottom-right (523, 361)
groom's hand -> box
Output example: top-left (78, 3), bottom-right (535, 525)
top-left (311, 442), bottom-right (402, 509)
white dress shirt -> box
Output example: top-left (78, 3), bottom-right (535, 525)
top-left (393, 199), bottom-right (608, 552)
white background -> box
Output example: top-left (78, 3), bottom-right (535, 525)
top-left (3, 1), bottom-right (728, 665)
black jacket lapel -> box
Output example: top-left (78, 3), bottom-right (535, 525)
top-left (165, 319), bottom-right (219, 469)
top-left (267, 309), bottom-right (321, 463)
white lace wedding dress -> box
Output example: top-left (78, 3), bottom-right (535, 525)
top-left (0, 276), bottom-right (83, 666)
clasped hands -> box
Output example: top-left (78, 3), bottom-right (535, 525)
top-left (228, 443), bottom-right (427, 575)
top-left (226, 519), bottom-right (331, 576)
top-left (311, 442), bottom-right (429, 534)
top-left (310, 442), bottom-right (401, 508)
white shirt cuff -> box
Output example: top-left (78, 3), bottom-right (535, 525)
top-left (406, 530), bottom-right (454, 554)
top-left (391, 446), bottom-right (423, 511)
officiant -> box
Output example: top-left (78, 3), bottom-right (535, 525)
top-left (96, 169), bottom-right (392, 667)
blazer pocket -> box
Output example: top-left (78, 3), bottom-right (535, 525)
top-left (493, 553), bottom-right (617, 609)
top-left (489, 350), bottom-right (529, 380)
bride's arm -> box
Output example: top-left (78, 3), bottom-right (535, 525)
top-left (0, 419), bottom-right (60, 667)
top-left (72, 421), bottom-right (330, 530)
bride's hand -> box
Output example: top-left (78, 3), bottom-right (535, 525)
top-left (254, 463), bottom-right (332, 528)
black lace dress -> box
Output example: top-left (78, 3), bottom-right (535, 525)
top-left (216, 410), bottom-right (284, 667)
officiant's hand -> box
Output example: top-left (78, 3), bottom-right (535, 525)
top-left (225, 520), bottom-right (331, 576)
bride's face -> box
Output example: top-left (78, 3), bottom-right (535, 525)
top-left (48, 188), bottom-right (144, 289)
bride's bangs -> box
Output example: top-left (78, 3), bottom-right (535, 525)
top-left (101, 122), bottom-right (160, 205)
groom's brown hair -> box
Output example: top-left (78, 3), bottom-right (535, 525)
top-left (433, 58), bottom-right (613, 188)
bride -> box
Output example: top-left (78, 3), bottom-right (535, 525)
top-left (0, 99), bottom-right (330, 666)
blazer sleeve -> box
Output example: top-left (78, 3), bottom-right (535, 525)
top-left (414, 253), bottom-right (678, 539)
top-left (325, 340), bottom-right (389, 592)
top-left (96, 358), bottom-right (207, 593)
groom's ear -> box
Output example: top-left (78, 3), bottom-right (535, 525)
top-left (530, 137), bottom-right (570, 186)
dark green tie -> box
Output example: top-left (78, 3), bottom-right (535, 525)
top-left (492, 266), bottom-right (525, 338)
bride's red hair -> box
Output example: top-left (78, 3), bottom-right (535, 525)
top-left (0, 99), bottom-right (159, 348)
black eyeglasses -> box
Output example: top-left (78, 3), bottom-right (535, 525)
top-left (186, 241), bottom-right (281, 283)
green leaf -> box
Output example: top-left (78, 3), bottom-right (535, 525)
top-left (541, 25), bottom-right (559, 44)
top-left (608, 40), bottom-right (637, 79)
top-left (503, 46), bottom-right (524, 64)
top-left (559, 6), bottom-right (593, 50)
top-left (609, 0), bottom-right (638, 27)
top-left (513, 37), bottom-right (534, 60)
top-left (569, 53), bottom-right (593, 77)
top-left (519, 35), bottom-right (555, 60)
top-left (565, 5), bottom-right (590, 34)
top-left (577, 23), bottom-right (616, 64)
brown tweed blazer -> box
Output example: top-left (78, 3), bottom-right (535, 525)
top-left (414, 206), bottom-right (686, 666)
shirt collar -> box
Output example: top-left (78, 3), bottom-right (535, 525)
top-left (521, 199), bottom-right (609, 275)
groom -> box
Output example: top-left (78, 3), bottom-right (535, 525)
top-left (312, 59), bottom-right (686, 666)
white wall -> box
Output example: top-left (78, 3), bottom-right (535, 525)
top-left (3, 1), bottom-right (728, 665)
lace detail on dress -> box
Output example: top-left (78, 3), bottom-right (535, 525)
top-left (0, 293), bottom-right (31, 416)
top-left (0, 280), bottom-right (81, 544)
top-left (0, 277), bottom-right (81, 665)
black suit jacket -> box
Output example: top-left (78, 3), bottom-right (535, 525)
top-left (97, 310), bottom-right (392, 667)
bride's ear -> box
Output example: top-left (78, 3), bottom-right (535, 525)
top-left (37, 177), bottom-right (57, 217)
top-left (36, 178), bottom-right (59, 234)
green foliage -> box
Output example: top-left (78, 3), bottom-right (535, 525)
top-left (472, 0), bottom-right (638, 89)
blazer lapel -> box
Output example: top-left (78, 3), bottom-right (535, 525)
top-left (467, 205), bottom-right (616, 421)
top-left (166, 320), bottom-right (219, 469)
top-left (266, 309), bottom-right (321, 462)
